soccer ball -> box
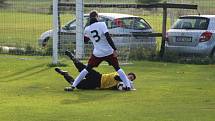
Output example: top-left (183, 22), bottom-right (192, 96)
top-left (117, 82), bottom-right (124, 91)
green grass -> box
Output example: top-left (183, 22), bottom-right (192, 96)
top-left (0, 11), bottom-right (74, 48)
top-left (0, 10), bottom-right (166, 44)
top-left (0, 12), bottom-right (51, 47)
top-left (6, 0), bottom-right (52, 9)
top-left (0, 10), bottom-right (166, 49)
top-left (0, 55), bottom-right (215, 121)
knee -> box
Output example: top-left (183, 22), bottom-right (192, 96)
top-left (114, 66), bottom-right (120, 71)
top-left (86, 65), bottom-right (93, 72)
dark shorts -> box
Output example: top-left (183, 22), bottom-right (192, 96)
top-left (88, 54), bottom-right (119, 68)
top-left (71, 59), bottom-right (102, 89)
top-left (76, 72), bottom-right (102, 89)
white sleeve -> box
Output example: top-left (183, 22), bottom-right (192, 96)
top-left (84, 28), bottom-right (89, 38)
top-left (101, 22), bottom-right (109, 34)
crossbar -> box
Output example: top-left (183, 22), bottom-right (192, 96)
top-left (58, 3), bottom-right (197, 9)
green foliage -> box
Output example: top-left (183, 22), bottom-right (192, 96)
top-left (0, 0), bottom-right (6, 4)
top-left (129, 46), bottom-right (157, 60)
top-left (0, 0), bottom-right (8, 8)
top-left (136, 0), bottom-right (162, 4)
top-left (8, 48), bottom-right (25, 55)
top-left (25, 44), bottom-right (35, 55)
top-left (47, 62), bottom-right (68, 67)
top-left (150, 52), bottom-right (215, 65)
top-left (3, 44), bottom-right (45, 56)
top-left (43, 45), bottom-right (53, 56)
top-left (0, 47), bottom-right (2, 53)
top-left (128, 46), bottom-right (215, 64)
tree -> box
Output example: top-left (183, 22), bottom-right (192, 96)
top-left (0, 0), bottom-right (6, 4)
top-left (0, 0), bottom-right (7, 7)
top-left (136, 0), bottom-right (162, 4)
top-left (0, 0), bottom-right (7, 5)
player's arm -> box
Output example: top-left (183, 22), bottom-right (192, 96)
top-left (114, 75), bottom-right (122, 82)
top-left (84, 28), bottom-right (90, 44)
top-left (105, 32), bottom-right (117, 51)
top-left (84, 36), bottom-right (90, 44)
top-left (101, 22), bottom-right (117, 51)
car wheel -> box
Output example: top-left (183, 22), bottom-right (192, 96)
top-left (42, 37), bottom-right (50, 47)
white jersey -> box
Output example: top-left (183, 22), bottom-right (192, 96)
top-left (84, 22), bottom-right (114, 57)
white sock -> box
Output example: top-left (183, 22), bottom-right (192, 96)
top-left (72, 69), bottom-right (88, 87)
top-left (117, 69), bottom-right (131, 88)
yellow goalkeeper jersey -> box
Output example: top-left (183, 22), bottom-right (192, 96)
top-left (100, 72), bottom-right (120, 89)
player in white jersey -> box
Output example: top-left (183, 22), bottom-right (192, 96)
top-left (55, 51), bottom-right (136, 91)
top-left (69, 10), bottom-right (131, 91)
top-left (84, 20), bottom-right (113, 57)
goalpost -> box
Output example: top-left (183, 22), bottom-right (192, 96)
top-left (52, 0), bottom-right (59, 64)
top-left (75, 0), bottom-right (84, 59)
top-left (52, 0), bottom-right (132, 64)
top-left (52, 1), bottom-right (197, 64)
top-left (52, 0), bottom-right (84, 64)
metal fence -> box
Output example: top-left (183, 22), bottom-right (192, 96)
top-left (0, 0), bottom-right (214, 63)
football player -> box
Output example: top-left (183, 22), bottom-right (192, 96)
top-left (55, 51), bottom-right (136, 91)
top-left (70, 10), bottom-right (132, 91)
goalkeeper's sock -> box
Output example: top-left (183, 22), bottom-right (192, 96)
top-left (65, 50), bottom-right (78, 62)
top-left (63, 74), bottom-right (74, 85)
top-left (117, 69), bottom-right (131, 88)
top-left (72, 69), bottom-right (88, 88)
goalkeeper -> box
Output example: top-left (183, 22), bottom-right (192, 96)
top-left (55, 51), bottom-right (136, 91)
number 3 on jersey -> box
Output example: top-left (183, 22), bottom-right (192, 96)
top-left (91, 30), bottom-right (101, 42)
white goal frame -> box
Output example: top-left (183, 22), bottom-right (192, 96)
top-left (52, 0), bottom-right (84, 64)
top-left (52, 0), bottom-right (59, 64)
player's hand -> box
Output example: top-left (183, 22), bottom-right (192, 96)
top-left (122, 86), bottom-right (131, 91)
top-left (113, 50), bottom-right (118, 57)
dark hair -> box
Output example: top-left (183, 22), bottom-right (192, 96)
top-left (89, 10), bottom-right (98, 19)
top-left (89, 10), bottom-right (98, 25)
top-left (128, 72), bottom-right (136, 81)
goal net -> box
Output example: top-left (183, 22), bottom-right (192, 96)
top-left (1, 0), bottom-right (214, 63)
top-left (54, 0), bottom-right (160, 64)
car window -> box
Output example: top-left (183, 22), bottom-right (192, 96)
top-left (172, 17), bottom-right (209, 30)
top-left (110, 17), bottom-right (151, 30)
top-left (64, 16), bottom-right (90, 29)
top-left (84, 16), bottom-right (108, 27)
top-left (63, 16), bottom-right (151, 30)
top-left (63, 20), bottom-right (75, 30)
top-left (98, 17), bottom-right (113, 29)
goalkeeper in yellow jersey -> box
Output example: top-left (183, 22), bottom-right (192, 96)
top-left (55, 51), bottom-right (136, 91)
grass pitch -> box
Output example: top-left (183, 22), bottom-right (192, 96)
top-left (0, 55), bottom-right (215, 121)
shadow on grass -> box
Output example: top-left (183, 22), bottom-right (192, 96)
top-left (0, 63), bottom-right (46, 80)
top-left (0, 66), bottom-right (51, 82)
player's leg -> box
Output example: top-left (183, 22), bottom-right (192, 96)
top-left (105, 54), bottom-right (131, 90)
top-left (65, 50), bottom-right (78, 63)
top-left (71, 54), bottom-right (102, 90)
top-left (65, 50), bottom-right (86, 72)
top-left (55, 67), bottom-right (74, 85)
top-left (65, 78), bottom-right (97, 91)
top-left (84, 68), bottom-right (102, 88)
top-left (55, 67), bottom-right (100, 91)
top-left (65, 50), bottom-right (102, 76)
top-left (70, 68), bottom-right (88, 90)
top-left (76, 77), bottom-right (100, 89)
top-left (84, 55), bottom-right (103, 83)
